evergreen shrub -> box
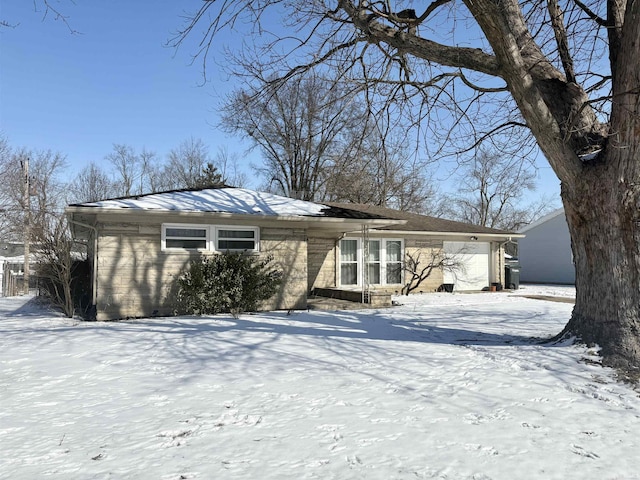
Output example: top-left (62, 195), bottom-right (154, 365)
top-left (176, 253), bottom-right (282, 317)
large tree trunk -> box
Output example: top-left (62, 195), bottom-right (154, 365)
top-left (464, 0), bottom-right (640, 375)
top-left (561, 162), bottom-right (640, 376)
top-left (560, 1), bottom-right (640, 376)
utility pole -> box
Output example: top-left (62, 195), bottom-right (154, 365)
top-left (22, 157), bottom-right (30, 296)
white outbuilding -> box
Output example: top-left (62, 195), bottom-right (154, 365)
top-left (518, 208), bottom-right (575, 285)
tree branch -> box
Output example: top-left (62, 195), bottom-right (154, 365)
top-left (547, 0), bottom-right (576, 84)
top-left (571, 0), bottom-right (608, 26)
top-left (340, 0), bottom-right (501, 77)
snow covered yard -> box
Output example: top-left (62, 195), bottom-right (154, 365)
top-left (1, 288), bottom-right (638, 480)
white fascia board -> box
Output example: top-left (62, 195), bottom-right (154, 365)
top-left (369, 229), bottom-right (525, 239)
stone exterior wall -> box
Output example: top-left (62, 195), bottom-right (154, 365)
top-left (403, 238), bottom-right (446, 293)
top-left (260, 227), bottom-right (308, 311)
top-left (95, 222), bottom-right (185, 320)
top-left (307, 235), bottom-right (337, 292)
top-left (94, 221), bottom-right (307, 320)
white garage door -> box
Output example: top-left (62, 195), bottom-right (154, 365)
top-left (443, 241), bottom-right (490, 291)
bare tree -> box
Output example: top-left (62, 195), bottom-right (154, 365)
top-left (0, 146), bottom-right (67, 241)
top-left (0, 136), bottom-right (14, 240)
top-left (2, 0), bottom-right (77, 33)
top-left (213, 147), bottom-right (248, 188)
top-left (138, 148), bottom-right (158, 193)
top-left (222, 73), bottom-right (369, 201)
top-left (25, 150), bottom-right (68, 240)
top-left (324, 135), bottom-right (442, 214)
top-left (106, 144), bottom-right (145, 197)
top-left (446, 150), bottom-right (554, 231)
top-left (34, 214), bottom-right (77, 317)
top-left (162, 137), bottom-right (213, 190)
top-left (223, 72), bottom-right (437, 206)
top-left (68, 161), bottom-right (117, 203)
top-left (402, 250), bottom-right (465, 295)
top-left (175, 0), bottom-right (640, 374)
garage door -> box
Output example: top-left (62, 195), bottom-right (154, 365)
top-left (443, 241), bottom-right (490, 291)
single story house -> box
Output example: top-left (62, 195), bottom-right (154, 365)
top-left (66, 187), bottom-right (523, 320)
top-left (518, 208), bottom-right (575, 284)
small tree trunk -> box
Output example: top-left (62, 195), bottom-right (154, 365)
top-left (561, 162), bottom-right (640, 376)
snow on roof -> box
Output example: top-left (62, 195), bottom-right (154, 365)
top-left (72, 188), bottom-right (330, 217)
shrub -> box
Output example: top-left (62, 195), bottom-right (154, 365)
top-left (176, 253), bottom-right (282, 317)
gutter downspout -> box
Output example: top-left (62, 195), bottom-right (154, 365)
top-left (498, 237), bottom-right (515, 287)
top-left (69, 218), bottom-right (98, 318)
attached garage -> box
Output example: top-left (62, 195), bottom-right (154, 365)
top-left (443, 241), bottom-right (491, 291)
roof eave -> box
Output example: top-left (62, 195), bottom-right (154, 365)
top-left (65, 206), bottom-right (406, 228)
top-left (369, 229), bottom-right (525, 239)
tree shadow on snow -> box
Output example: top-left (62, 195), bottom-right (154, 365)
top-left (0, 298), bottom-right (586, 391)
top-left (118, 305), bottom-right (561, 347)
top-left (0, 296), bottom-right (57, 318)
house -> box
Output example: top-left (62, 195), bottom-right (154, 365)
top-left (518, 208), bottom-right (575, 284)
top-left (66, 187), bottom-right (523, 320)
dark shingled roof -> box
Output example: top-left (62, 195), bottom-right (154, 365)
top-left (319, 204), bottom-right (393, 220)
top-left (326, 203), bottom-right (516, 235)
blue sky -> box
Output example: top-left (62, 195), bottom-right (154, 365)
top-left (0, 1), bottom-right (561, 204)
top-left (1, 1), bottom-right (256, 179)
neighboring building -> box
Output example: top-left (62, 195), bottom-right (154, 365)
top-left (66, 187), bottom-right (523, 320)
top-left (518, 208), bottom-right (575, 284)
top-left (0, 243), bottom-right (25, 297)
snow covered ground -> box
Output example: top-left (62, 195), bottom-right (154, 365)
top-left (1, 286), bottom-right (639, 480)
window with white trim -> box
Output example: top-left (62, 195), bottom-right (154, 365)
top-left (163, 225), bottom-right (209, 250)
top-left (367, 240), bottom-right (381, 284)
top-left (162, 224), bottom-right (260, 253)
top-left (385, 240), bottom-right (403, 284)
top-left (339, 238), bottom-right (404, 286)
top-left (216, 227), bottom-right (259, 253)
top-left (340, 239), bottom-right (358, 285)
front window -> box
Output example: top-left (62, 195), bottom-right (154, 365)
top-left (162, 224), bottom-right (259, 253)
top-left (339, 238), bottom-right (403, 286)
top-left (340, 239), bottom-right (358, 285)
top-left (386, 240), bottom-right (403, 284)
top-left (163, 226), bottom-right (208, 250)
top-left (216, 228), bottom-right (258, 252)
top-left (367, 240), bottom-right (381, 284)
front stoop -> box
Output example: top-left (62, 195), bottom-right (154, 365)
top-left (308, 288), bottom-right (392, 310)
